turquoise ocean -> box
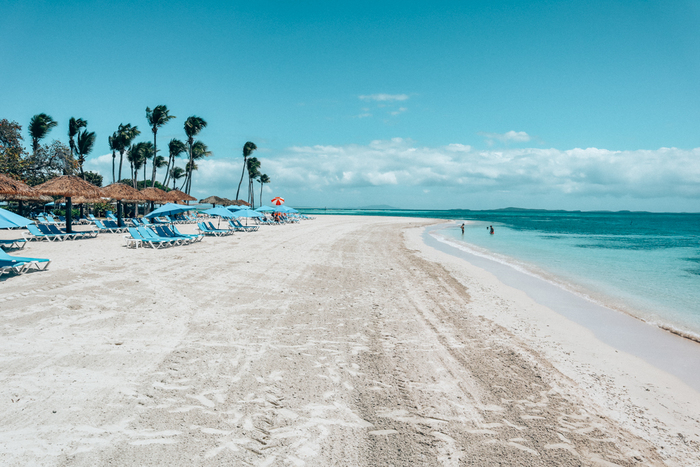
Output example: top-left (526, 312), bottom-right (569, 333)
top-left (300, 208), bottom-right (700, 341)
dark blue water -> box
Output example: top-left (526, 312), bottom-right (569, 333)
top-left (300, 208), bottom-right (700, 338)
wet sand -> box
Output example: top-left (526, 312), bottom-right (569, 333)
top-left (0, 215), bottom-right (698, 465)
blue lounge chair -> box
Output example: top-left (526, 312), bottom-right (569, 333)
top-left (94, 220), bottom-right (115, 233)
top-left (153, 225), bottom-right (193, 244)
top-left (229, 219), bottom-right (259, 232)
top-left (125, 227), bottom-right (175, 249)
top-left (0, 248), bottom-right (50, 275)
top-left (24, 224), bottom-right (65, 242)
top-left (40, 224), bottom-right (77, 240)
top-left (104, 220), bottom-right (128, 233)
top-left (0, 239), bottom-right (27, 250)
top-left (138, 226), bottom-right (182, 247)
top-left (196, 222), bottom-right (232, 237)
top-left (171, 225), bottom-right (203, 242)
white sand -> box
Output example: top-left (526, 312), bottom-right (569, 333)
top-left (0, 215), bottom-right (698, 465)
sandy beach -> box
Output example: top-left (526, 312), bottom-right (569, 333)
top-left (1, 215), bottom-right (699, 466)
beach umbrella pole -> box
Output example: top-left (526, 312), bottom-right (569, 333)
top-left (66, 197), bottom-right (73, 233)
top-left (117, 201), bottom-right (123, 227)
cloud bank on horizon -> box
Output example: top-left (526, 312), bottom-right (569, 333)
top-left (87, 137), bottom-right (700, 212)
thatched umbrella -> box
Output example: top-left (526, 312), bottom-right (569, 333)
top-left (34, 175), bottom-right (102, 233)
top-left (0, 174), bottom-right (44, 215)
top-left (140, 187), bottom-right (170, 216)
top-left (0, 173), bottom-right (33, 197)
top-left (167, 189), bottom-right (196, 203)
top-left (230, 199), bottom-right (252, 207)
top-left (200, 195), bottom-right (229, 207)
top-left (102, 183), bottom-right (146, 226)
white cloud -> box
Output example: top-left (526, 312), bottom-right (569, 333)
top-left (480, 130), bottom-right (531, 144)
top-left (390, 107), bottom-right (408, 116)
top-left (359, 94), bottom-right (409, 102)
top-left (262, 140), bottom-right (700, 199)
top-left (356, 113), bottom-right (372, 119)
top-left (85, 141), bottom-right (700, 210)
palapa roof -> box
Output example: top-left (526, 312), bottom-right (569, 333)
top-left (0, 173), bottom-right (34, 197)
top-left (34, 175), bottom-right (103, 198)
top-left (166, 189), bottom-right (196, 202)
top-left (101, 183), bottom-right (145, 201)
top-left (0, 192), bottom-right (53, 202)
top-left (229, 199), bottom-right (252, 207)
top-left (139, 187), bottom-right (170, 202)
top-left (200, 195), bottom-right (230, 206)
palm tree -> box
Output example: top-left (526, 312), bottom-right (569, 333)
top-left (170, 166), bottom-right (185, 189)
top-left (115, 123), bottom-right (140, 181)
top-left (75, 129), bottom-right (96, 179)
top-left (163, 138), bottom-right (186, 186)
top-left (128, 142), bottom-right (149, 189)
top-left (146, 105), bottom-right (176, 187)
top-left (246, 157), bottom-right (261, 208)
top-left (108, 133), bottom-right (118, 183)
top-left (236, 142), bottom-right (257, 200)
top-left (68, 117), bottom-right (87, 173)
top-left (29, 113), bottom-right (58, 155)
top-left (258, 174), bottom-right (270, 207)
top-left (139, 141), bottom-right (154, 186)
top-left (183, 116), bottom-right (207, 194)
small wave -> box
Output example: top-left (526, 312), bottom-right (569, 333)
top-left (657, 324), bottom-right (700, 344)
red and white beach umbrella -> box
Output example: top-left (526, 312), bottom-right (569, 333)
top-left (271, 196), bottom-right (285, 206)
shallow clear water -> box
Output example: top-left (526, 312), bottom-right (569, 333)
top-left (301, 208), bottom-right (700, 338)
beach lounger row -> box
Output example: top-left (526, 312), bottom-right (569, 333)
top-left (23, 224), bottom-right (98, 242)
top-left (123, 226), bottom-right (203, 249)
top-left (0, 248), bottom-right (50, 276)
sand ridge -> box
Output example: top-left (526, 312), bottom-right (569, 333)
top-left (0, 216), bottom-right (692, 465)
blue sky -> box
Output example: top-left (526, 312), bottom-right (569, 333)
top-left (2, 0), bottom-right (700, 211)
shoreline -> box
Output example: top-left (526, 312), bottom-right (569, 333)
top-left (433, 222), bottom-right (700, 348)
top-left (406, 220), bottom-right (700, 464)
top-left (1, 215), bottom-right (699, 465)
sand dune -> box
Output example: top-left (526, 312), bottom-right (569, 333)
top-left (1, 216), bottom-right (698, 465)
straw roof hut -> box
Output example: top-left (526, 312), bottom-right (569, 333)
top-left (33, 175), bottom-right (102, 198)
top-left (139, 187), bottom-right (170, 203)
top-left (166, 189), bottom-right (196, 202)
top-left (33, 176), bottom-right (102, 232)
top-left (101, 183), bottom-right (146, 201)
top-left (0, 173), bottom-right (34, 197)
top-left (200, 195), bottom-right (230, 207)
top-left (230, 199), bottom-right (252, 207)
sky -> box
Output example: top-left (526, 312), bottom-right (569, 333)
top-left (2, 0), bottom-right (700, 211)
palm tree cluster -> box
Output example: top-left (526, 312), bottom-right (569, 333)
top-left (5, 109), bottom-right (272, 204)
top-left (234, 141), bottom-right (270, 209)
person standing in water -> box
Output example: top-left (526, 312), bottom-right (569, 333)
top-left (461, 223), bottom-right (465, 234)
top-left (489, 225), bottom-right (494, 235)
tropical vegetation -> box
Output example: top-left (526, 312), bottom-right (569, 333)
top-left (1, 108), bottom-right (272, 209)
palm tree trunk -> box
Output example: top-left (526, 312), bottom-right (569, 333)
top-left (151, 130), bottom-right (157, 186)
top-left (162, 154), bottom-right (172, 187)
top-left (235, 157), bottom-right (247, 200)
top-left (259, 182), bottom-right (263, 207)
top-left (118, 151), bottom-right (124, 182)
top-left (112, 151), bottom-right (116, 184)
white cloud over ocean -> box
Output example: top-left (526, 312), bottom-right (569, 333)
top-left (86, 139), bottom-right (700, 210)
